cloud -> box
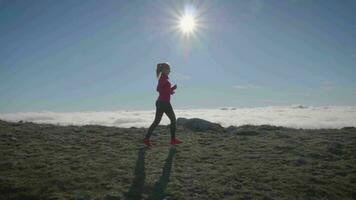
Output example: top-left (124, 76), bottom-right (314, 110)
top-left (232, 84), bottom-right (260, 90)
top-left (1, 105), bottom-right (356, 129)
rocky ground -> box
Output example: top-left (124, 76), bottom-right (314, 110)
top-left (0, 119), bottom-right (356, 200)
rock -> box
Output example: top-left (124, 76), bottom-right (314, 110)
top-left (327, 142), bottom-right (343, 155)
top-left (292, 104), bottom-right (308, 109)
top-left (177, 117), bottom-right (224, 132)
top-left (235, 130), bottom-right (259, 136)
top-left (258, 124), bottom-right (283, 131)
top-left (226, 126), bottom-right (238, 133)
top-left (176, 117), bottom-right (189, 125)
top-left (341, 127), bottom-right (356, 131)
top-left (11, 122), bottom-right (21, 126)
top-left (225, 125), bottom-right (259, 136)
top-left (295, 157), bottom-right (307, 166)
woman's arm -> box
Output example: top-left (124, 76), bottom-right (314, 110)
top-left (156, 78), bottom-right (170, 93)
top-left (170, 84), bottom-right (177, 94)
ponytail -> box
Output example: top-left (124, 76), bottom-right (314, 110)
top-left (156, 64), bottom-right (163, 79)
top-left (156, 62), bottom-right (170, 79)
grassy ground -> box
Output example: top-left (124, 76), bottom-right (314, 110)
top-left (0, 120), bottom-right (356, 200)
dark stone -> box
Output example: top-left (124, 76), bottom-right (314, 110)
top-left (295, 157), bottom-right (307, 166)
top-left (225, 125), bottom-right (260, 135)
top-left (226, 126), bottom-right (238, 133)
top-left (235, 130), bottom-right (259, 136)
top-left (341, 127), bottom-right (356, 131)
top-left (327, 142), bottom-right (343, 155)
top-left (258, 124), bottom-right (282, 131)
top-left (177, 117), bottom-right (223, 132)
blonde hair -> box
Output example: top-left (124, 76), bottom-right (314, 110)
top-left (156, 62), bottom-right (170, 79)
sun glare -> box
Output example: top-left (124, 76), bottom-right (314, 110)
top-left (179, 14), bottom-right (196, 34)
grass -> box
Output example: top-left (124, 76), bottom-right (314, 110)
top-left (0, 120), bottom-right (356, 199)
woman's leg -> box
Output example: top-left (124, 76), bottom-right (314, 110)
top-left (164, 102), bottom-right (176, 140)
top-left (145, 101), bottom-right (164, 139)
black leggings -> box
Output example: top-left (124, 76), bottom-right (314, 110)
top-left (145, 100), bottom-right (176, 140)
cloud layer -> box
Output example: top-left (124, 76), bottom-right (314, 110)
top-left (1, 105), bottom-right (355, 129)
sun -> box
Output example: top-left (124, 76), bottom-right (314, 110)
top-left (179, 14), bottom-right (196, 34)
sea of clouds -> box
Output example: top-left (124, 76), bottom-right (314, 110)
top-left (1, 105), bottom-right (356, 129)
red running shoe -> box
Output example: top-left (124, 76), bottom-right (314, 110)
top-left (170, 138), bottom-right (183, 145)
top-left (143, 137), bottom-right (152, 146)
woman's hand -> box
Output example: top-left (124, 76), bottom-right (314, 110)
top-left (171, 84), bottom-right (177, 95)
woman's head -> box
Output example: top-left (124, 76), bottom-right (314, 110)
top-left (156, 62), bottom-right (170, 79)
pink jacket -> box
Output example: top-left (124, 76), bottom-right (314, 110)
top-left (156, 74), bottom-right (176, 102)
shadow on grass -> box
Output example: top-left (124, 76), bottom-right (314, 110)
top-left (124, 146), bottom-right (148, 200)
top-left (124, 146), bottom-right (177, 200)
top-left (147, 147), bottom-right (177, 200)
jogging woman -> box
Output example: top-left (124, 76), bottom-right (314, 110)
top-left (144, 63), bottom-right (183, 146)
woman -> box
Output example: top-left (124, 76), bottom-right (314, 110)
top-left (144, 62), bottom-right (183, 146)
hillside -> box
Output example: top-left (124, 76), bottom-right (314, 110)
top-left (0, 119), bottom-right (355, 200)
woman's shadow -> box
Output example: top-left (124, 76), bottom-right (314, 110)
top-left (124, 146), bottom-right (177, 200)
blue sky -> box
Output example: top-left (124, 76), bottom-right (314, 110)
top-left (0, 0), bottom-right (355, 112)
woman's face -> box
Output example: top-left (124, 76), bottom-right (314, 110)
top-left (163, 67), bottom-right (170, 75)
